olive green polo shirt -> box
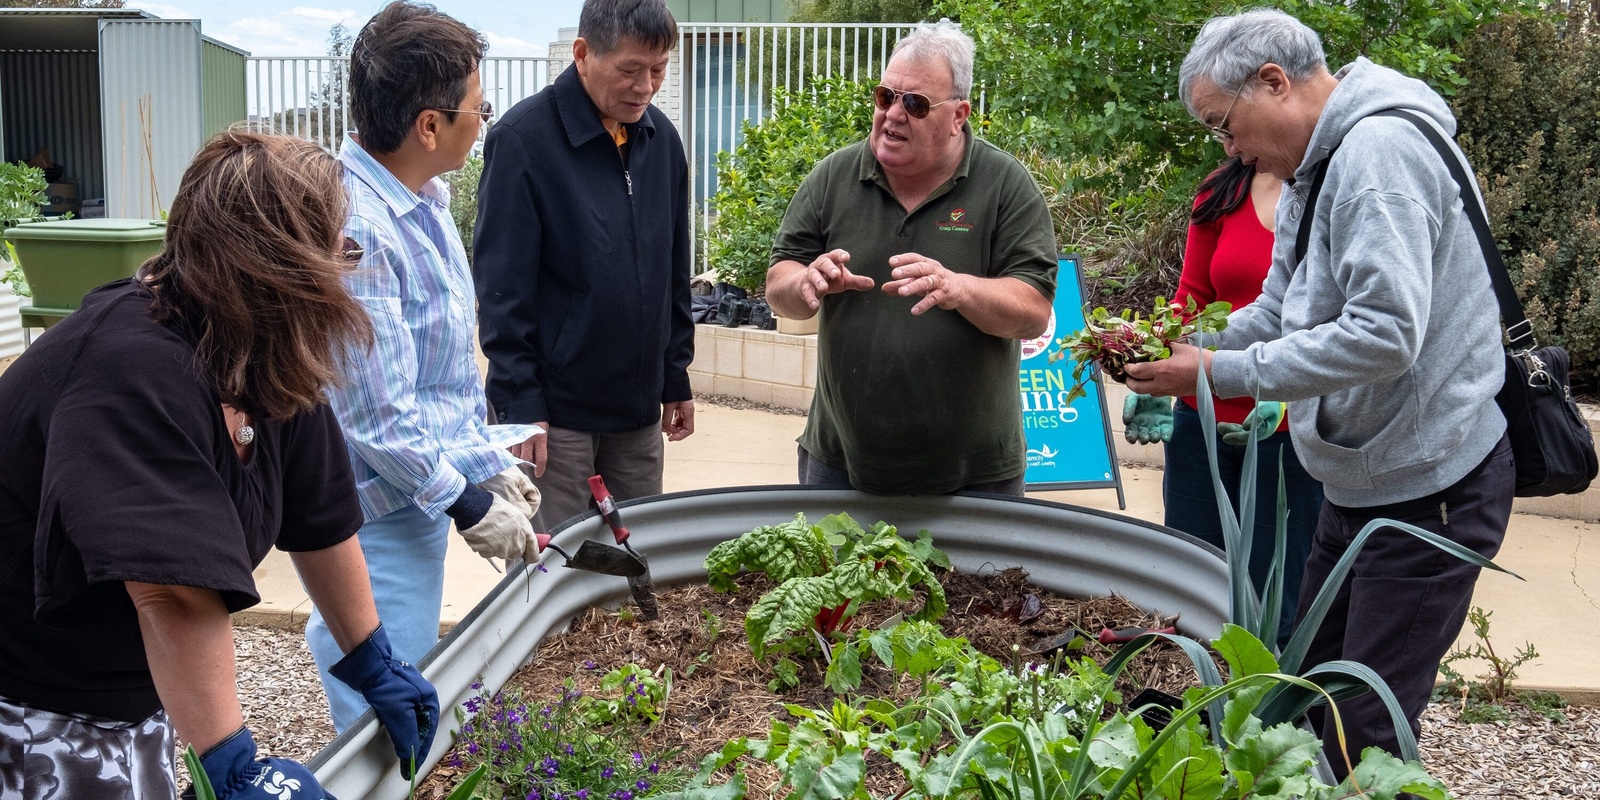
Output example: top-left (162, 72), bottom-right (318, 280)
top-left (771, 129), bottom-right (1058, 494)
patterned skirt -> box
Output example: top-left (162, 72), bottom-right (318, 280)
top-left (0, 696), bottom-right (175, 800)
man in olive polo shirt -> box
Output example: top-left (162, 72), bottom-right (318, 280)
top-left (765, 23), bottom-right (1058, 495)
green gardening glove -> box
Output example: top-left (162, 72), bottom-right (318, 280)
top-left (1217, 400), bottom-right (1286, 446)
top-left (1122, 393), bottom-right (1174, 445)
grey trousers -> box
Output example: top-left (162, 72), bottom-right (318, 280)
top-left (532, 423), bottom-right (665, 531)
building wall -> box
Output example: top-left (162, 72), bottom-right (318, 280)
top-left (201, 38), bottom-right (248, 138)
top-left (99, 19), bottom-right (203, 219)
top-left (666, 0), bottom-right (793, 22)
top-left (0, 51), bottom-right (105, 202)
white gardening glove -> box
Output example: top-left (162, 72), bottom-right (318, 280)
top-left (478, 466), bottom-right (542, 519)
top-left (457, 494), bottom-right (540, 562)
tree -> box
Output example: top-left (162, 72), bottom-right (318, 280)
top-left (789, 0), bottom-right (934, 23)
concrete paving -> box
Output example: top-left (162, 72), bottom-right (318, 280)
top-left (244, 401), bottom-right (1600, 702)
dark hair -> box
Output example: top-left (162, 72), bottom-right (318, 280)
top-left (1191, 155), bottom-right (1257, 225)
top-left (348, 1), bottom-right (487, 154)
top-left (142, 131), bottom-right (374, 421)
top-left (579, 0), bottom-right (677, 56)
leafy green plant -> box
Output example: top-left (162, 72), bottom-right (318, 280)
top-left (579, 664), bottom-right (673, 727)
top-left (446, 155), bottom-right (483, 262)
top-left (1453, 4), bottom-right (1600, 388)
top-left (446, 677), bottom-right (687, 800)
top-left (706, 78), bottom-right (873, 291)
top-left (0, 161), bottom-right (48, 297)
top-left (1050, 295), bottom-right (1231, 405)
top-left (1435, 605), bottom-right (1563, 723)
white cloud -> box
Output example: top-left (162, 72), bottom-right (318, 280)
top-left (217, 6), bottom-right (365, 56)
top-left (485, 30), bottom-right (547, 58)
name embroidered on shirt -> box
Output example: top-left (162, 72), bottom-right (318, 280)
top-left (939, 207), bottom-right (973, 233)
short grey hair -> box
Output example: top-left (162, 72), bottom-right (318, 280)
top-left (1179, 8), bottom-right (1327, 115)
top-left (579, 0), bottom-right (677, 56)
top-left (891, 20), bottom-right (974, 100)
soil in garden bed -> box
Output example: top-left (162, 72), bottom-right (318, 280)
top-left (417, 566), bottom-right (1208, 799)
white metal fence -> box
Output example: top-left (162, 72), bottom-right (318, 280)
top-left (245, 23), bottom-right (922, 266)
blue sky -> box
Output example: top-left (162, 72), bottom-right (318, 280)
top-left (127, 0), bottom-right (586, 57)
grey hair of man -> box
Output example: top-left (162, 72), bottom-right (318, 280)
top-left (1178, 8), bottom-right (1327, 116)
top-left (579, 0), bottom-right (678, 56)
top-left (890, 21), bottom-right (975, 100)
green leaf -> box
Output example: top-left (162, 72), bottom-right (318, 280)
top-left (444, 764), bottom-right (488, 800)
top-left (1215, 623), bottom-right (1281, 678)
top-left (1324, 748), bottom-right (1451, 800)
top-left (1222, 722), bottom-right (1321, 796)
top-left (824, 637), bottom-right (863, 692)
top-left (183, 745), bottom-right (217, 800)
top-left (1148, 718), bottom-right (1226, 800)
top-left (1086, 714), bottom-right (1142, 771)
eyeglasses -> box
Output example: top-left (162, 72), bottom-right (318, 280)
top-left (340, 237), bottom-right (364, 264)
top-left (1206, 79), bottom-right (1251, 142)
top-left (430, 100), bottom-right (494, 123)
top-left (873, 85), bottom-right (959, 120)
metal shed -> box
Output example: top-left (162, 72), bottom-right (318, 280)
top-left (0, 8), bottom-right (248, 220)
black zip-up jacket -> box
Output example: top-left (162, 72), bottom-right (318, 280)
top-left (473, 65), bottom-right (693, 431)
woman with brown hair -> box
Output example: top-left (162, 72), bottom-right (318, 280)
top-left (0, 131), bottom-right (437, 799)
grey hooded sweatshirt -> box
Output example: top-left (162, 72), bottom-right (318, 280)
top-left (1208, 58), bottom-right (1506, 508)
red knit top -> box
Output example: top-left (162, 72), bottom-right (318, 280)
top-left (1176, 188), bottom-right (1287, 429)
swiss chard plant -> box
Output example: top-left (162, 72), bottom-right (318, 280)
top-left (1051, 295), bottom-right (1231, 405)
top-left (704, 513), bottom-right (950, 689)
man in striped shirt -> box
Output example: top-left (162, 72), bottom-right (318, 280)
top-left (306, 1), bottom-right (545, 733)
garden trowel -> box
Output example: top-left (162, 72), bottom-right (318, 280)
top-left (587, 475), bottom-right (659, 620)
top-left (533, 534), bottom-right (648, 578)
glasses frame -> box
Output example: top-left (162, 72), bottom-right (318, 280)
top-left (1207, 76), bottom-right (1254, 143)
top-left (872, 85), bottom-right (959, 120)
top-left (429, 100), bottom-right (494, 123)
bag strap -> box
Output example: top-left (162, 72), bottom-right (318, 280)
top-left (1291, 108), bottom-right (1534, 350)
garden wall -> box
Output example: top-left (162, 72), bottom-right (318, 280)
top-left (688, 323), bottom-right (816, 410)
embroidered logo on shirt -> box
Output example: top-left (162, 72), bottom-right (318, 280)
top-left (939, 207), bottom-right (973, 233)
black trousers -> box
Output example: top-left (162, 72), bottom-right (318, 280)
top-left (1297, 435), bottom-right (1514, 777)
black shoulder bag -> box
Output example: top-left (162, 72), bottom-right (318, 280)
top-left (1295, 109), bottom-right (1597, 497)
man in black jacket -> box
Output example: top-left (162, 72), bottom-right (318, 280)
top-left (473, 0), bottom-right (694, 526)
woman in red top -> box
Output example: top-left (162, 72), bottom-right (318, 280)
top-left (1168, 155), bottom-right (1323, 646)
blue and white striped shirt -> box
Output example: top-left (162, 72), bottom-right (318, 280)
top-left (330, 135), bottom-right (538, 523)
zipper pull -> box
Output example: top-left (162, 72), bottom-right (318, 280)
top-left (624, 169), bottom-right (633, 196)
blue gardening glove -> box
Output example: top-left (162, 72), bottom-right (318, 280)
top-left (1122, 393), bottom-right (1174, 445)
top-left (1217, 400), bottom-right (1286, 446)
top-left (197, 726), bottom-right (335, 800)
top-left (330, 625), bottom-right (440, 779)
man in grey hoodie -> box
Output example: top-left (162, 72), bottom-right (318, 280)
top-left (1125, 8), bottom-right (1514, 774)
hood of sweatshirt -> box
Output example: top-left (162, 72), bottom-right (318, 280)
top-left (1294, 57), bottom-right (1456, 185)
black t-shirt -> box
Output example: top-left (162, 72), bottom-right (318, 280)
top-left (0, 279), bottom-right (362, 722)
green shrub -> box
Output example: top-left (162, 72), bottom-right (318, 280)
top-left (1454, 5), bottom-right (1600, 387)
top-left (446, 154), bottom-right (483, 262)
top-left (0, 161), bottom-right (47, 296)
top-left (938, 0), bottom-right (1536, 312)
top-left (706, 77), bottom-right (872, 291)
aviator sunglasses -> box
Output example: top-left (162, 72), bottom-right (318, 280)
top-left (873, 85), bottom-right (958, 120)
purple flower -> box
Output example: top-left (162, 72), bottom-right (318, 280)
top-left (543, 756), bottom-right (561, 777)
top-left (636, 780), bottom-right (651, 792)
top-left (631, 752), bottom-right (644, 765)
top-left (526, 791), bottom-right (541, 800)
top-left (497, 741), bottom-right (512, 753)
top-left (471, 680), bottom-right (484, 691)
top-left (467, 742), bottom-right (480, 755)
top-left (537, 563), bottom-right (550, 573)
top-left (610, 791), bottom-right (633, 800)
top-left (563, 743), bottom-right (575, 756)
top-left (448, 754), bottom-right (463, 768)
top-left (576, 790), bottom-right (590, 800)
top-left (602, 767), bottom-right (616, 779)
top-left (648, 763), bottom-right (660, 775)
top-left (462, 723), bottom-right (475, 735)
top-left (465, 697), bottom-right (483, 713)
top-left (583, 660), bottom-right (599, 670)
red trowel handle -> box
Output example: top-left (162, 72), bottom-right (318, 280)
top-left (535, 533), bottom-right (551, 551)
top-left (587, 475), bottom-right (631, 545)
